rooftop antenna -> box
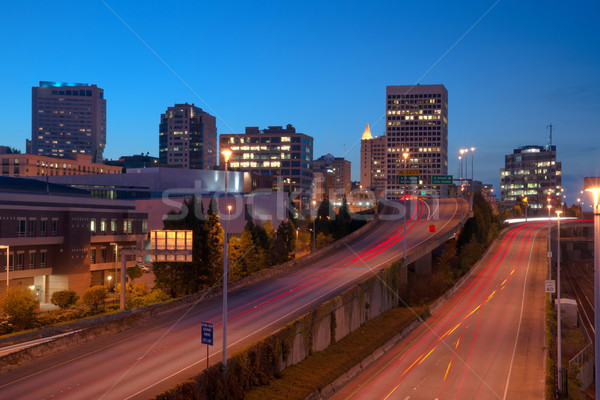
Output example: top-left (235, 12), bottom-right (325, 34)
top-left (546, 123), bottom-right (553, 150)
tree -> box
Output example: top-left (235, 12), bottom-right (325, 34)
top-left (82, 286), bottom-right (108, 312)
top-left (205, 199), bottom-right (224, 284)
top-left (153, 196), bottom-right (213, 296)
top-left (127, 265), bottom-right (143, 282)
top-left (0, 288), bottom-right (39, 330)
top-left (334, 196), bottom-right (352, 239)
top-left (270, 220), bottom-right (296, 265)
top-left (50, 290), bottom-right (79, 309)
top-left (316, 232), bottom-right (335, 249)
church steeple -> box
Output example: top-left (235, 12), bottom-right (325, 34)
top-left (361, 123), bottom-right (372, 140)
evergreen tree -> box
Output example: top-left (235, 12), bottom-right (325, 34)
top-left (334, 196), bottom-right (352, 239)
top-left (206, 199), bottom-right (225, 284)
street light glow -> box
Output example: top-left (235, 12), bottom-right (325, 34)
top-left (221, 149), bottom-right (232, 162)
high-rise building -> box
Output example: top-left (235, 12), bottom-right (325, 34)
top-left (312, 153), bottom-right (351, 203)
top-left (385, 84), bottom-right (448, 199)
top-left (500, 145), bottom-right (562, 212)
top-left (159, 103), bottom-right (217, 169)
top-left (219, 124), bottom-right (313, 212)
top-left (360, 123), bottom-right (386, 192)
top-left (31, 81), bottom-right (106, 163)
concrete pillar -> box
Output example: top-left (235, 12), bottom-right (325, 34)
top-left (415, 252), bottom-right (432, 274)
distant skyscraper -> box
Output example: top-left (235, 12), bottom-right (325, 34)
top-left (385, 84), bottom-right (448, 199)
top-left (500, 145), bottom-right (562, 212)
top-left (159, 103), bottom-right (217, 169)
top-left (31, 81), bottom-right (106, 163)
top-left (360, 123), bottom-right (386, 192)
top-left (312, 153), bottom-right (351, 203)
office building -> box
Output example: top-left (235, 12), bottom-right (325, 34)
top-left (219, 124), bottom-right (313, 212)
top-left (385, 84), bottom-right (448, 199)
top-left (159, 103), bottom-right (217, 169)
top-left (0, 152), bottom-right (121, 177)
top-left (0, 177), bottom-right (147, 299)
top-left (500, 145), bottom-right (562, 212)
top-left (360, 123), bottom-right (386, 192)
top-left (31, 81), bottom-right (106, 163)
top-left (312, 153), bottom-right (351, 204)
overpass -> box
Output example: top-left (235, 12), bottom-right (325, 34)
top-left (0, 198), bottom-right (469, 399)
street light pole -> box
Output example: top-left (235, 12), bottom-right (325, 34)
top-left (403, 152), bottom-right (409, 265)
top-left (470, 147), bottom-right (475, 210)
top-left (221, 149), bottom-right (232, 370)
top-left (584, 177), bottom-right (600, 400)
top-left (312, 200), bottom-right (316, 252)
top-left (110, 242), bottom-right (118, 288)
top-left (0, 245), bottom-right (9, 289)
top-left (556, 209), bottom-right (563, 393)
top-left (547, 205), bottom-right (552, 281)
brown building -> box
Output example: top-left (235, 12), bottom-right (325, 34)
top-left (0, 177), bottom-right (147, 301)
top-left (0, 152), bottom-right (122, 177)
top-left (159, 103), bottom-right (217, 170)
top-left (360, 123), bottom-right (386, 192)
top-left (312, 153), bottom-right (351, 205)
top-left (220, 124), bottom-right (314, 213)
top-left (385, 84), bottom-right (449, 199)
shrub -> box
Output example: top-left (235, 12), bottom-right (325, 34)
top-left (0, 287), bottom-right (39, 330)
top-left (82, 286), bottom-right (108, 312)
top-left (0, 314), bottom-right (14, 334)
top-left (51, 290), bottom-right (79, 309)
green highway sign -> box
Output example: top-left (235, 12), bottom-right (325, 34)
top-left (398, 175), bottom-right (419, 184)
top-left (432, 175), bottom-right (453, 185)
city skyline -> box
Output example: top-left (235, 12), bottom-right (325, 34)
top-left (1, 1), bottom-right (599, 205)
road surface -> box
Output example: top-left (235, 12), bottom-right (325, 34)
top-left (330, 221), bottom-right (548, 400)
top-left (0, 198), bottom-right (461, 400)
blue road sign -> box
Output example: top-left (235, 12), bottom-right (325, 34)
top-left (201, 321), bottom-right (213, 346)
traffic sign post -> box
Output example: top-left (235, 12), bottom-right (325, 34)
top-left (545, 280), bottom-right (556, 293)
top-left (201, 321), bottom-right (214, 376)
top-left (432, 175), bottom-right (453, 185)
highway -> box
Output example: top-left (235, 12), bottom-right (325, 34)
top-left (330, 221), bottom-right (548, 400)
top-left (0, 198), bottom-right (462, 399)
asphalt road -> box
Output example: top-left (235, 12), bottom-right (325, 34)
top-left (330, 221), bottom-right (548, 400)
top-left (0, 198), bottom-right (462, 400)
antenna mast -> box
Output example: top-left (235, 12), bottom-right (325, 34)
top-left (546, 123), bottom-right (553, 150)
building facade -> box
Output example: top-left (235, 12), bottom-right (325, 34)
top-left (0, 152), bottom-right (121, 177)
top-left (360, 123), bottom-right (386, 192)
top-left (219, 125), bottom-right (314, 213)
top-left (31, 81), bottom-right (106, 163)
top-left (312, 153), bottom-right (351, 204)
top-left (0, 177), bottom-right (147, 300)
top-left (159, 103), bottom-right (217, 169)
top-left (500, 145), bottom-right (562, 212)
top-left (385, 84), bottom-right (448, 199)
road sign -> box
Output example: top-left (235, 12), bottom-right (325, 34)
top-left (201, 321), bottom-right (213, 346)
top-left (545, 280), bottom-right (556, 294)
top-left (398, 175), bottom-right (419, 184)
top-left (432, 175), bottom-right (453, 185)
top-left (398, 170), bottom-right (420, 176)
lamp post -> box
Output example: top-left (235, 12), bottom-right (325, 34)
top-left (470, 147), bottom-right (475, 209)
top-left (110, 242), bottom-right (118, 288)
top-left (0, 245), bottom-right (9, 289)
top-left (547, 204), bottom-right (552, 281)
top-left (584, 177), bottom-right (600, 400)
top-left (221, 149), bottom-right (232, 370)
top-left (312, 200), bottom-right (316, 252)
top-left (556, 209), bottom-right (563, 393)
top-left (403, 152), bottom-right (409, 264)
top-left (523, 197), bottom-right (528, 221)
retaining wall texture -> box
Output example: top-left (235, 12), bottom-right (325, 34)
top-left (0, 215), bottom-right (379, 372)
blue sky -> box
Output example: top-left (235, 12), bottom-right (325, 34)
top-left (1, 0), bottom-right (599, 206)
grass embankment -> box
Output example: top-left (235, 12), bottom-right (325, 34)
top-left (245, 307), bottom-right (424, 400)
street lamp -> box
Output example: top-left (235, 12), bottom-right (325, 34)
top-left (0, 245), bottom-right (9, 289)
top-left (221, 149), bottom-right (232, 370)
top-left (584, 176), bottom-right (600, 400)
top-left (403, 152), bottom-right (409, 264)
top-left (523, 196), bottom-right (528, 221)
top-left (547, 204), bottom-right (552, 280)
top-left (107, 275), bottom-right (112, 290)
top-left (556, 209), bottom-right (563, 393)
top-left (312, 200), bottom-right (316, 252)
top-left (470, 147), bottom-right (475, 209)
top-left (110, 242), bottom-right (118, 288)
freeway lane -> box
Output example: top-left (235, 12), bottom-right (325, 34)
top-left (0, 199), bottom-right (461, 400)
top-left (330, 222), bottom-right (548, 400)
